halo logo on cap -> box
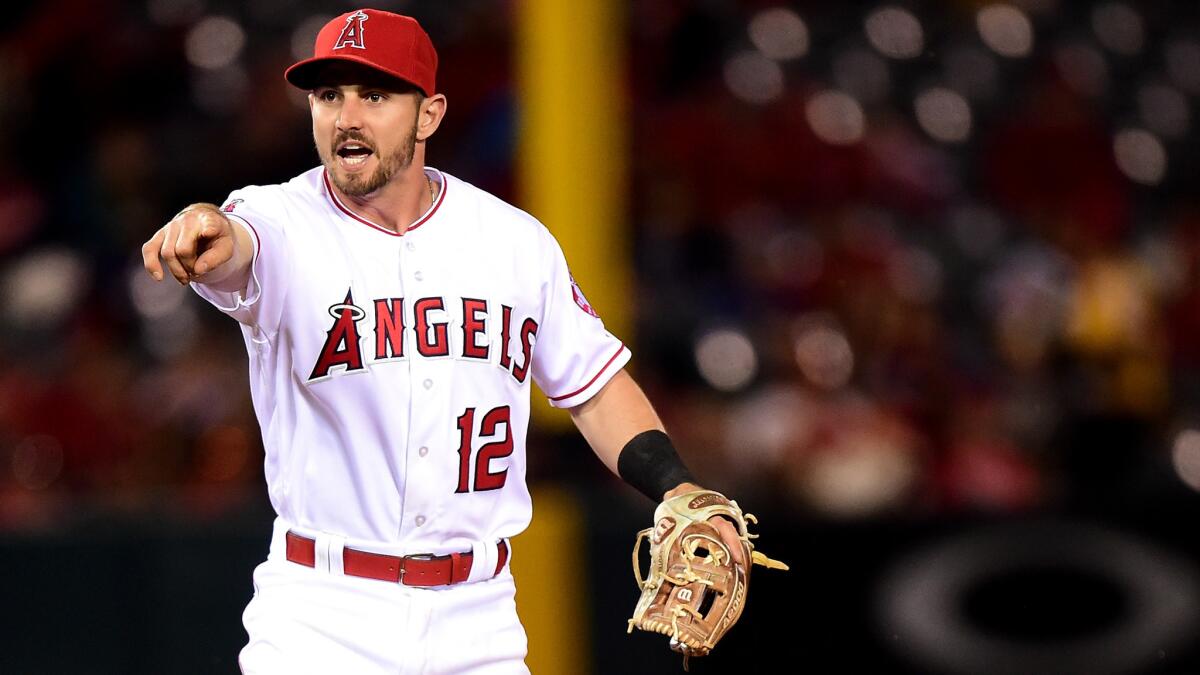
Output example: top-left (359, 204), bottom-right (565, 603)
top-left (333, 10), bottom-right (368, 50)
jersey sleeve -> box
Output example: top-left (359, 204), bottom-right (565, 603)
top-left (190, 188), bottom-right (291, 333)
top-left (531, 229), bottom-right (631, 409)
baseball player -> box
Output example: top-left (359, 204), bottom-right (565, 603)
top-left (141, 9), bottom-right (749, 673)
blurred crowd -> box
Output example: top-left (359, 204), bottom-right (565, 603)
top-left (1, 0), bottom-right (1199, 529)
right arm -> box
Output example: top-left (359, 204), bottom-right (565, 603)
top-left (140, 203), bottom-right (254, 292)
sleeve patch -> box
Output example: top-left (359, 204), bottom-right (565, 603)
top-left (569, 274), bottom-right (600, 318)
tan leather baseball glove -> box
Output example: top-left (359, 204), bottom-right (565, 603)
top-left (626, 490), bottom-right (788, 666)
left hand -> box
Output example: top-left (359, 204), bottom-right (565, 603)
top-left (708, 515), bottom-right (746, 568)
top-left (664, 482), bottom-right (745, 568)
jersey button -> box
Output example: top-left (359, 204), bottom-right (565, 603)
top-left (418, 446), bottom-right (429, 457)
top-left (415, 515), bottom-right (426, 527)
top-left (423, 378), bottom-right (433, 389)
top-left (406, 241), bottom-right (416, 251)
top-left (414, 270), bottom-right (424, 281)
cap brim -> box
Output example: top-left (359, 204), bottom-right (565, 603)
top-left (284, 55), bottom-right (429, 95)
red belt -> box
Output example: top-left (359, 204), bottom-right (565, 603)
top-left (285, 531), bottom-right (508, 587)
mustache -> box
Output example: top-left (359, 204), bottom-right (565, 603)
top-left (332, 131), bottom-right (375, 153)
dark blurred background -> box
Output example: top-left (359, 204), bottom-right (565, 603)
top-left (3, 0), bottom-right (1200, 673)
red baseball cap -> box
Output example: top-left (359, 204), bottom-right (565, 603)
top-left (284, 9), bottom-right (437, 96)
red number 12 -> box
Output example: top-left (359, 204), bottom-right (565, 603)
top-left (455, 406), bottom-right (513, 493)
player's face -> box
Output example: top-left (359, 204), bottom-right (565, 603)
top-left (310, 69), bottom-right (423, 197)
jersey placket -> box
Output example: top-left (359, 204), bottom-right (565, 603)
top-left (397, 228), bottom-right (443, 542)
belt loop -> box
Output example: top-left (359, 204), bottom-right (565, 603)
top-left (328, 535), bottom-right (346, 576)
top-left (314, 533), bottom-right (330, 573)
top-left (466, 539), bottom-right (497, 583)
top-left (496, 538), bottom-right (510, 575)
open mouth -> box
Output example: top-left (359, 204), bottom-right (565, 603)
top-left (335, 141), bottom-right (374, 167)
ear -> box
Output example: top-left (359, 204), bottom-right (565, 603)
top-left (416, 94), bottom-right (447, 142)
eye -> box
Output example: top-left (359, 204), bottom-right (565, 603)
top-left (366, 92), bottom-right (385, 103)
top-left (316, 89), bottom-right (338, 102)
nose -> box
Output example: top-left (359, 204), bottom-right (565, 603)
top-left (336, 96), bottom-right (363, 131)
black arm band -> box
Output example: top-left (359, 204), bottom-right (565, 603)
top-left (617, 430), bottom-right (697, 502)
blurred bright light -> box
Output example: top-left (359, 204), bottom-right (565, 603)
top-left (833, 48), bottom-right (891, 104)
top-left (147, 0), bottom-right (204, 26)
top-left (12, 435), bottom-right (63, 490)
top-left (748, 8), bottom-right (809, 61)
top-left (724, 386), bottom-right (815, 470)
top-left (723, 51), bottom-right (785, 105)
top-left (2, 248), bottom-right (90, 329)
top-left (291, 14), bottom-right (333, 61)
top-left (1053, 42), bottom-right (1109, 96)
top-left (914, 87), bottom-right (972, 143)
top-left (1138, 83), bottom-right (1191, 139)
top-left (1113, 129), bottom-right (1167, 186)
top-left (887, 246), bottom-right (943, 305)
top-left (944, 46), bottom-right (999, 101)
top-left (795, 429), bottom-right (917, 517)
top-left (129, 263), bottom-right (188, 319)
top-left (806, 90), bottom-right (866, 145)
top-left (976, 5), bottom-right (1034, 58)
top-left (794, 319), bottom-right (855, 389)
top-left (1165, 39), bottom-right (1200, 95)
top-left (865, 7), bottom-right (924, 60)
top-left (185, 16), bottom-right (246, 70)
top-left (191, 65), bottom-right (249, 116)
top-left (1091, 3), bottom-right (1144, 56)
top-left (694, 328), bottom-right (759, 392)
top-left (948, 203), bottom-right (1007, 260)
top-left (1172, 430), bottom-right (1200, 491)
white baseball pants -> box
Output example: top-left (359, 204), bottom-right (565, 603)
top-left (238, 535), bottom-right (529, 674)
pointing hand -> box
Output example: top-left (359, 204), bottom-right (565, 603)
top-left (141, 204), bottom-right (236, 285)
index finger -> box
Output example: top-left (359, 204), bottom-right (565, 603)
top-left (141, 227), bottom-right (168, 281)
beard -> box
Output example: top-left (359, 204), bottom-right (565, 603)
top-left (320, 123), bottom-right (418, 197)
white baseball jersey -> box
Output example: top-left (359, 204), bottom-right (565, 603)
top-left (193, 166), bottom-right (629, 555)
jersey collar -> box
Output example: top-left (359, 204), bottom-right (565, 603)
top-left (322, 168), bottom-right (446, 237)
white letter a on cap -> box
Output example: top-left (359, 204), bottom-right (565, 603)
top-left (333, 11), bottom-right (368, 50)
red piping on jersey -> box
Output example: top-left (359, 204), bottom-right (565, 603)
top-left (548, 344), bottom-right (628, 402)
top-left (322, 169), bottom-right (446, 236)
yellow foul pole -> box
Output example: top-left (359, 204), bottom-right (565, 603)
top-left (516, 0), bottom-right (631, 431)
top-left (512, 2), bottom-right (629, 675)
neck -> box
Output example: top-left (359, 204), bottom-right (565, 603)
top-left (330, 163), bottom-right (435, 233)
